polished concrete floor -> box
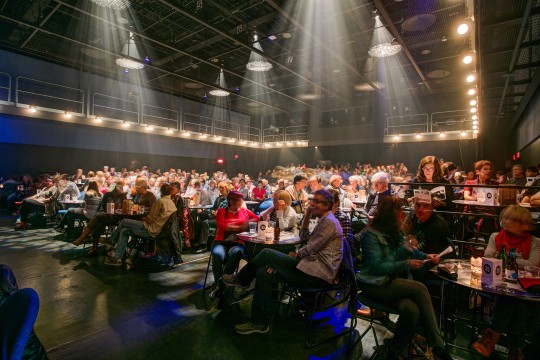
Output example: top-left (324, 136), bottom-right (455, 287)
top-left (0, 213), bottom-right (485, 360)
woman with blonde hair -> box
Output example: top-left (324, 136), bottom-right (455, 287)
top-left (473, 205), bottom-right (540, 359)
top-left (260, 190), bottom-right (296, 230)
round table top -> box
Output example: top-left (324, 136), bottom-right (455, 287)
top-left (237, 231), bottom-right (302, 246)
top-left (59, 200), bottom-right (85, 204)
top-left (188, 204), bottom-right (213, 209)
top-left (432, 260), bottom-right (540, 301)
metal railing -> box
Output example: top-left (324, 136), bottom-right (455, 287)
top-left (386, 114), bottom-right (429, 135)
top-left (285, 125), bottom-right (309, 141)
top-left (263, 126), bottom-right (285, 142)
top-left (0, 72), bottom-right (11, 103)
top-left (214, 118), bottom-right (239, 139)
top-left (431, 110), bottom-right (472, 133)
top-left (16, 76), bottom-right (84, 114)
top-left (92, 93), bottom-right (139, 123)
top-left (142, 104), bottom-right (179, 129)
top-left (183, 113), bottom-right (213, 134)
top-left (239, 124), bottom-right (261, 142)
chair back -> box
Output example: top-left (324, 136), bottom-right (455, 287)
top-left (339, 236), bottom-right (358, 314)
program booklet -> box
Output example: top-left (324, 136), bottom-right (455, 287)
top-left (414, 186), bottom-right (446, 203)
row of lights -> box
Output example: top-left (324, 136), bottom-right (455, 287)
top-left (27, 105), bottom-right (307, 148)
top-left (392, 131), bottom-right (469, 141)
top-left (457, 19), bottom-right (479, 135)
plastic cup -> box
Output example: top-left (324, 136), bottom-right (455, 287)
top-left (249, 221), bottom-right (257, 234)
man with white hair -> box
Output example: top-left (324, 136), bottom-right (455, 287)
top-left (364, 171), bottom-right (392, 219)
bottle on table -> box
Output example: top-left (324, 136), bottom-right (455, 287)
top-left (496, 244), bottom-right (508, 273)
top-left (274, 222), bottom-right (280, 241)
top-left (506, 248), bottom-right (519, 279)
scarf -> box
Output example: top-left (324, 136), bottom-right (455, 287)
top-left (495, 229), bottom-right (532, 260)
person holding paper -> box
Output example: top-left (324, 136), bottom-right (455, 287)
top-left (356, 197), bottom-right (452, 360)
top-left (472, 205), bottom-right (540, 359)
top-left (403, 196), bottom-right (454, 284)
top-left (406, 156), bottom-right (453, 212)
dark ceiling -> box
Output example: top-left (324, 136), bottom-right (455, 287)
top-left (0, 0), bottom-right (537, 123)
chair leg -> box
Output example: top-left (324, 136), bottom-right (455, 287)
top-left (202, 253), bottom-right (213, 291)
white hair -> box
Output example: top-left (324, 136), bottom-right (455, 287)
top-left (371, 172), bottom-right (388, 184)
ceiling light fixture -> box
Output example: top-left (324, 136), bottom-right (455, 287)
top-left (393, 134), bottom-right (400, 140)
top-left (368, 42), bottom-right (402, 58)
top-left (472, 115), bottom-right (478, 120)
top-left (470, 107), bottom-right (477, 113)
top-left (473, 120), bottom-right (478, 125)
top-left (29, 106), bottom-right (37, 113)
top-left (460, 131), bottom-right (466, 136)
top-left (463, 55), bottom-right (473, 64)
top-left (466, 74), bottom-right (475, 83)
top-left (122, 121), bottom-right (129, 128)
top-left (116, 31), bottom-right (144, 70)
top-left (95, 116), bottom-right (102, 123)
top-left (439, 132), bottom-right (446, 138)
top-left (468, 88), bottom-right (476, 96)
top-left (167, 128), bottom-right (174, 134)
top-left (473, 129), bottom-right (479, 134)
top-left (246, 34), bottom-right (273, 72)
top-left (209, 69), bottom-right (230, 96)
top-left (64, 111), bottom-right (72, 118)
top-left (90, 0), bottom-right (129, 10)
top-left (470, 99), bottom-right (477, 106)
top-left (415, 133), bottom-right (422, 138)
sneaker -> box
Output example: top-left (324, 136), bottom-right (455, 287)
top-left (222, 274), bottom-right (248, 289)
top-left (208, 287), bottom-right (224, 301)
top-left (234, 322), bottom-right (269, 335)
top-left (472, 328), bottom-right (500, 358)
top-left (104, 256), bottom-right (122, 267)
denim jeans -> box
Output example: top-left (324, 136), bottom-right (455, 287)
top-left (361, 277), bottom-right (444, 355)
top-left (109, 219), bottom-right (151, 258)
top-left (236, 248), bottom-right (328, 326)
top-left (211, 241), bottom-right (245, 286)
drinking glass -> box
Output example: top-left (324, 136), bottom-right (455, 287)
top-left (249, 221), bottom-right (257, 234)
top-left (267, 221), bottom-right (276, 238)
top-left (139, 206), bottom-right (145, 214)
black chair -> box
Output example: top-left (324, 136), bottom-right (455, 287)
top-left (277, 239), bottom-right (358, 349)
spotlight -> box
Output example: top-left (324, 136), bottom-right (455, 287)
top-left (167, 128), bottom-right (174, 134)
top-left (240, 140), bottom-right (247, 145)
top-left (470, 99), bottom-right (477, 106)
top-left (393, 134), bottom-right (400, 140)
top-left (473, 129), bottom-right (479, 134)
top-left (460, 131), bottom-right (466, 136)
top-left (473, 120), bottom-right (478, 125)
top-left (235, 86), bottom-right (240, 92)
top-left (268, 35), bottom-right (277, 40)
top-left (264, 143), bottom-right (270, 147)
top-left (315, 146), bottom-right (318, 149)
top-left (296, 141), bottom-right (303, 145)
top-left (227, 138), bottom-right (236, 143)
top-left (457, 23), bottom-right (469, 35)
top-left (64, 111), bottom-right (72, 118)
top-left (202, 93), bottom-right (207, 100)
top-left (124, 68), bottom-right (129, 74)
top-left (275, 142), bottom-right (282, 146)
top-left (200, 134), bottom-right (207, 139)
top-left (415, 133), bottom-right (421, 138)
top-left (144, 56), bottom-right (150, 64)
top-left (122, 121), bottom-right (130, 128)
top-left (214, 136), bottom-right (222, 141)
top-left (472, 115), bottom-right (478, 120)
top-left (29, 106), bottom-right (37, 113)
top-left (466, 74), bottom-right (475, 83)
top-left (468, 88), bottom-right (476, 96)
top-left (473, 125), bottom-right (478, 130)
top-left (146, 124), bottom-right (154, 131)
top-left (470, 107), bottom-right (477, 113)
top-left (439, 132), bottom-right (446, 138)
top-left (182, 131), bottom-right (191, 137)
top-left (463, 55), bottom-right (473, 64)
top-left (95, 116), bottom-right (102, 123)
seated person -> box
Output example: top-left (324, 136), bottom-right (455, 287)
top-left (252, 180), bottom-right (267, 202)
top-left (105, 184), bottom-right (176, 266)
top-left (472, 205), bottom-right (540, 359)
top-left (285, 173), bottom-right (309, 214)
top-left (16, 176), bottom-right (58, 230)
top-left (364, 171), bottom-right (392, 220)
top-left (260, 190), bottom-right (296, 231)
top-left (520, 166), bottom-right (540, 204)
top-left (356, 197), bottom-right (452, 360)
top-left (56, 180), bottom-right (102, 239)
top-left (308, 175), bottom-right (323, 194)
top-left (403, 196), bottom-right (454, 284)
top-left (208, 191), bottom-right (259, 300)
top-left (222, 189), bottom-right (343, 335)
top-left (131, 178), bottom-right (157, 208)
top-left (0, 264), bottom-right (47, 360)
top-left (328, 189), bottom-right (353, 251)
top-left (73, 184), bottom-right (127, 255)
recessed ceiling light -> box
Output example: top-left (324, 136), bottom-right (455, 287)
top-left (211, 58), bottom-right (219, 62)
top-left (282, 32), bottom-right (292, 38)
top-left (463, 55), bottom-right (473, 64)
top-left (333, 69), bottom-right (341, 73)
top-left (420, 49), bottom-right (431, 55)
top-left (468, 88), bottom-right (476, 96)
top-left (457, 23), bottom-right (469, 35)
top-left (470, 99), bottom-right (477, 106)
top-left (466, 74), bottom-right (475, 82)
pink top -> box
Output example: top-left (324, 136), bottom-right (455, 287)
top-left (215, 207), bottom-right (259, 245)
top-left (252, 187), bottom-right (266, 200)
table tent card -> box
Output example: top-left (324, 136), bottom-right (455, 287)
top-left (257, 221), bottom-right (268, 237)
top-left (481, 257), bottom-right (503, 286)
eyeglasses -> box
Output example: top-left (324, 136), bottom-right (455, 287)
top-left (309, 198), bottom-right (325, 205)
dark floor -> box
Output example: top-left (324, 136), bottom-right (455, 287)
top-left (0, 213), bottom-right (488, 360)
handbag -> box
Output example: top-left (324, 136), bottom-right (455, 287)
top-left (222, 231), bottom-right (238, 244)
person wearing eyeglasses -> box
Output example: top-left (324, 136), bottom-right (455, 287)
top-left (472, 205), bottom-right (540, 359)
top-left (222, 189), bottom-right (343, 335)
